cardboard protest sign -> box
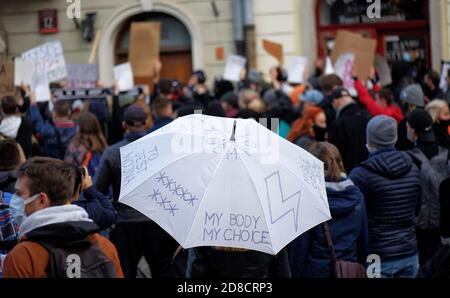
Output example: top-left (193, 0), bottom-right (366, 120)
top-left (0, 61), bottom-right (15, 95)
top-left (31, 74), bottom-right (51, 102)
top-left (223, 54), bottom-right (247, 82)
top-left (440, 61), bottom-right (450, 92)
top-left (114, 63), bottom-right (134, 92)
top-left (14, 58), bottom-right (34, 86)
top-left (374, 55), bottom-right (393, 87)
top-left (287, 56), bottom-right (308, 83)
top-left (129, 22), bottom-right (161, 78)
top-left (263, 39), bottom-right (283, 65)
top-left (334, 53), bottom-right (355, 90)
top-left (21, 41), bottom-right (67, 82)
top-left (330, 30), bottom-right (376, 80)
top-left (66, 64), bottom-right (99, 88)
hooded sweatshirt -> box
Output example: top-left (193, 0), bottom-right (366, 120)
top-left (350, 148), bottom-right (421, 261)
top-left (0, 116), bottom-right (22, 139)
top-left (3, 205), bottom-right (123, 278)
top-left (290, 177), bottom-right (368, 278)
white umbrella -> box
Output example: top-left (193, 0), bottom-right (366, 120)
top-left (119, 114), bottom-right (331, 255)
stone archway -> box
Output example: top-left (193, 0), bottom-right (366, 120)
top-left (98, 1), bottom-right (204, 84)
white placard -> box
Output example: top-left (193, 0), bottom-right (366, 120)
top-left (287, 56), bottom-right (308, 84)
top-left (114, 63), bottom-right (135, 92)
top-left (21, 41), bottom-right (67, 83)
top-left (334, 53), bottom-right (355, 90)
top-left (440, 62), bottom-right (450, 92)
top-left (223, 55), bottom-right (247, 82)
top-left (324, 57), bottom-right (335, 75)
top-left (14, 58), bottom-right (34, 86)
top-left (31, 74), bottom-right (51, 102)
top-left (66, 64), bottom-right (99, 88)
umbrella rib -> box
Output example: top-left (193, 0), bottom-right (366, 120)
top-left (235, 148), bottom-right (276, 255)
top-left (119, 139), bottom-right (228, 201)
top-left (182, 142), bottom-right (232, 247)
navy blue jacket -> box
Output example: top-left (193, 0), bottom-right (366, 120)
top-left (73, 186), bottom-right (117, 230)
top-left (30, 104), bottom-right (77, 159)
top-left (350, 148), bottom-right (421, 261)
top-left (290, 178), bottom-right (368, 278)
top-left (148, 117), bottom-right (173, 134)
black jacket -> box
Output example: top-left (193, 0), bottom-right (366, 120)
top-left (328, 103), bottom-right (371, 172)
top-left (350, 148), bottom-right (421, 261)
top-left (186, 247), bottom-right (290, 278)
top-left (0, 170), bottom-right (15, 193)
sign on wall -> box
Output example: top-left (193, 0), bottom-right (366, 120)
top-left (39, 9), bottom-right (58, 34)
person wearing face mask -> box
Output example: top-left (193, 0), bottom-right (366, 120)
top-left (3, 157), bottom-right (123, 278)
top-left (423, 71), bottom-right (444, 103)
top-left (396, 84), bottom-right (426, 151)
top-left (406, 110), bottom-right (450, 266)
top-left (426, 99), bottom-right (450, 149)
top-left (287, 106), bottom-right (327, 150)
top-left (350, 116), bottom-right (421, 278)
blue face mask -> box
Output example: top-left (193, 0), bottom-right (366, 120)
top-left (403, 52), bottom-right (412, 63)
top-left (9, 193), bottom-right (40, 226)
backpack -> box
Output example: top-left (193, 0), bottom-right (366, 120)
top-left (28, 237), bottom-right (117, 278)
top-left (408, 147), bottom-right (450, 230)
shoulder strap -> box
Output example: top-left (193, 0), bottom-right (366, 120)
top-left (322, 222), bottom-right (338, 274)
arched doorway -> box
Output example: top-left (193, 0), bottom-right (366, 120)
top-left (315, 0), bottom-right (431, 68)
top-left (115, 12), bottom-right (193, 86)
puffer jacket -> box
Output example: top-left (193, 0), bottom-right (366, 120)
top-left (289, 177), bottom-right (368, 278)
top-left (350, 148), bottom-right (421, 261)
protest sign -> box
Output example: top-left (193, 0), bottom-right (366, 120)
top-left (223, 54), bottom-right (247, 82)
top-left (324, 57), bottom-right (335, 75)
top-left (334, 53), bottom-right (355, 90)
top-left (287, 56), bottom-right (308, 84)
top-left (440, 61), bottom-right (450, 92)
top-left (31, 74), bottom-right (51, 102)
top-left (114, 63), bottom-right (134, 92)
top-left (374, 55), bottom-right (393, 87)
top-left (0, 61), bottom-right (15, 95)
top-left (21, 41), bottom-right (67, 82)
top-left (66, 64), bottom-right (99, 88)
top-left (129, 22), bottom-right (161, 78)
top-left (14, 58), bottom-right (34, 86)
top-left (263, 39), bottom-right (283, 65)
top-left (331, 30), bottom-right (376, 80)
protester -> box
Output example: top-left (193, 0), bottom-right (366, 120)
top-left (220, 91), bottom-right (239, 118)
top-left (354, 79), bottom-right (403, 123)
top-left (0, 95), bottom-right (33, 158)
top-left (426, 99), bottom-right (450, 149)
top-left (185, 70), bottom-right (214, 109)
top-left (318, 74), bottom-right (343, 127)
top-left (29, 94), bottom-right (76, 160)
top-left (71, 166), bottom-right (117, 231)
top-left (290, 142), bottom-right (368, 278)
top-left (406, 109), bottom-right (450, 266)
top-left (94, 104), bottom-right (179, 278)
top-left (350, 115), bottom-right (421, 278)
top-left (287, 106), bottom-right (327, 150)
top-left (148, 96), bottom-right (173, 134)
top-left (396, 84), bottom-right (425, 151)
top-left (186, 247), bottom-right (290, 278)
top-left (65, 112), bottom-right (107, 176)
top-left (0, 140), bottom-right (26, 194)
top-left (423, 71), bottom-right (444, 103)
top-left (300, 89), bottom-right (325, 109)
top-left (2, 157), bottom-right (123, 278)
top-left (327, 87), bottom-right (371, 172)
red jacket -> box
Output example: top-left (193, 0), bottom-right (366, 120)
top-left (355, 80), bottom-right (404, 123)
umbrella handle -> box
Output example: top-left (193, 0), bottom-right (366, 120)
top-left (230, 120), bottom-right (237, 141)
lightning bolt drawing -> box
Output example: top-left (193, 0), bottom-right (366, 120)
top-left (265, 171), bottom-right (301, 232)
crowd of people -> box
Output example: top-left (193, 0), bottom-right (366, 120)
top-left (0, 52), bottom-right (449, 278)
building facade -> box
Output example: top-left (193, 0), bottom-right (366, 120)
top-left (0, 0), bottom-right (449, 85)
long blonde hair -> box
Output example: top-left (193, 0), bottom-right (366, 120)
top-left (309, 142), bottom-right (345, 182)
top-left (426, 99), bottom-right (448, 123)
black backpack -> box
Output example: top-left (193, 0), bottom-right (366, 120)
top-left (28, 237), bottom-right (117, 278)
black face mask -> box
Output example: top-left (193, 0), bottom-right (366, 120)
top-left (313, 125), bottom-right (327, 142)
top-left (437, 119), bottom-right (450, 132)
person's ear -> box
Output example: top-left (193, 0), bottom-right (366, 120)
top-left (122, 122), bottom-right (127, 130)
top-left (37, 192), bottom-right (51, 208)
